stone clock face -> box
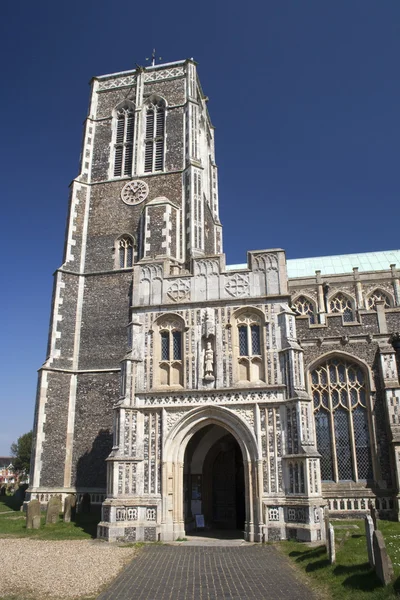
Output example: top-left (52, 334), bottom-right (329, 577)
top-left (121, 180), bottom-right (149, 205)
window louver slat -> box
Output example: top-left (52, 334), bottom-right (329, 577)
top-left (126, 115), bottom-right (135, 142)
top-left (154, 140), bottom-right (164, 171)
top-left (124, 145), bottom-right (133, 175)
top-left (146, 111), bottom-right (155, 138)
top-left (116, 117), bottom-right (125, 144)
top-left (114, 147), bottom-right (123, 176)
top-left (144, 142), bottom-right (153, 172)
top-left (156, 110), bottom-right (165, 137)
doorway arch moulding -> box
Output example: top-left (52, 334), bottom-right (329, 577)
top-left (162, 405), bottom-right (262, 542)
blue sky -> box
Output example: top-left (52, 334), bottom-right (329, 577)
top-left (1, 1), bottom-right (399, 454)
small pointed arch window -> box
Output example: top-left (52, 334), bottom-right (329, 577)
top-left (310, 357), bottom-right (373, 483)
top-left (113, 103), bottom-right (135, 177)
top-left (156, 316), bottom-right (184, 387)
top-left (117, 235), bottom-right (134, 269)
top-left (329, 292), bottom-right (355, 322)
top-left (144, 98), bottom-right (165, 173)
top-left (293, 295), bottom-right (316, 324)
top-left (367, 289), bottom-right (392, 310)
top-left (234, 310), bottom-right (265, 384)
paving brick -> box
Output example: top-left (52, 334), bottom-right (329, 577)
top-left (98, 545), bottom-right (316, 600)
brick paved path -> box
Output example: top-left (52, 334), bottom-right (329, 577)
top-left (98, 545), bottom-right (316, 600)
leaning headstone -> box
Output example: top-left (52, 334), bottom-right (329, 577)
top-left (81, 492), bottom-right (91, 514)
top-left (26, 499), bottom-right (41, 530)
top-left (64, 494), bottom-right (76, 523)
top-left (327, 524), bottom-right (336, 564)
top-left (373, 530), bottom-right (393, 585)
top-left (364, 515), bottom-right (375, 567)
top-left (323, 505), bottom-right (330, 543)
top-left (368, 500), bottom-right (378, 530)
top-left (46, 496), bottom-right (62, 524)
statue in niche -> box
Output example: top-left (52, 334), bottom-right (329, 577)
top-left (203, 340), bottom-right (215, 382)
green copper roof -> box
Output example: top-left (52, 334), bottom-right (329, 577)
top-left (227, 250), bottom-right (400, 278)
top-left (286, 250), bottom-right (400, 278)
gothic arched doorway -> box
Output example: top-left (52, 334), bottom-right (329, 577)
top-left (183, 425), bottom-right (245, 533)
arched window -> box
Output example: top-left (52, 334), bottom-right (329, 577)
top-left (234, 311), bottom-right (265, 383)
top-left (293, 295), bottom-right (316, 324)
top-left (156, 316), bottom-right (184, 387)
top-left (117, 236), bottom-right (134, 269)
top-left (311, 358), bottom-right (373, 482)
top-left (113, 104), bottom-right (135, 177)
top-left (329, 293), bottom-right (355, 322)
top-left (367, 289), bottom-right (392, 310)
top-left (144, 99), bottom-right (165, 173)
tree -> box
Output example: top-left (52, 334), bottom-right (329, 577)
top-left (10, 431), bottom-right (32, 478)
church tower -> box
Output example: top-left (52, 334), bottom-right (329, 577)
top-left (29, 59), bottom-right (325, 543)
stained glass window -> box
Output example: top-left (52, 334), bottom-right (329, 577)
top-left (311, 358), bottom-right (373, 482)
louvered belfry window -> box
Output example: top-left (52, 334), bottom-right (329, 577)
top-left (144, 100), bottom-right (165, 173)
top-left (114, 106), bottom-right (135, 177)
top-left (311, 358), bottom-right (373, 483)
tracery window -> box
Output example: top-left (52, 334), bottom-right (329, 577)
top-left (157, 318), bottom-right (183, 387)
top-left (118, 236), bottom-right (134, 268)
top-left (329, 293), bottom-right (355, 322)
top-left (311, 358), bottom-right (373, 482)
top-left (113, 105), bottom-right (135, 177)
top-left (235, 312), bottom-right (264, 383)
top-left (144, 99), bottom-right (165, 173)
top-left (293, 295), bottom-right (316, 324)
top-left (367, 289), bottom-right (392, 310)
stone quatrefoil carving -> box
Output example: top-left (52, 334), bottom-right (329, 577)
top-left (225, 273), bottom-right (249, 298)
top-left (167, 279), bottom-right (191, 302)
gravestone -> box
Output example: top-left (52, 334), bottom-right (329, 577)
top-left (46, 496), bottom-right (62, 524)
top-left (81, 493), bottom-right (91, 513)
top-left (373, 530), bottom-right (393, 585)
top-left (368, 500), bottom-right (378, 530)
top-left (64, 494), bottom-right (76, 523)
top-left (364, 515), bottom-right (375, 567)
top-left (26, 499), bottom-right (41, 530)
top-left (323, 506), bottom-right (330, 543)
top-left (327, 524), bottom-right (336, 564)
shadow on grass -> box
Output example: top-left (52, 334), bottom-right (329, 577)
top-left (289, 545), bottom-right (327, 562)
top-left (332, 562), bottom-right (383, 592)
top-left (70, 509), bottom-right (101, 538)
top-left (0, 495), bottom-right (23, 512)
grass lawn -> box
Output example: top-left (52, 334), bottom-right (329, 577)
top-left (0, 495), bottom-right (100, 540)
top-left (280, 519), bottom-right (400, 600)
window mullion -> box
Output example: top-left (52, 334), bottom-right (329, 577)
top-left (346, 370), bottom-right (358, 482)
top-left (327, 366), bottom-right (339, 482)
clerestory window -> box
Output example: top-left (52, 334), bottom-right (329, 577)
top-left (113, 105), bottom-right (135, 177)
top-left (144, 100), bottom-right (165, 173)
top-left (367, 289), bottom-right (392, 310)
top-left (293, 295), bottom-right (316, 324)
top-left (311, 358), bottom-right (373, 483)
top-left (329, 293), bottom-right (355, 322)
